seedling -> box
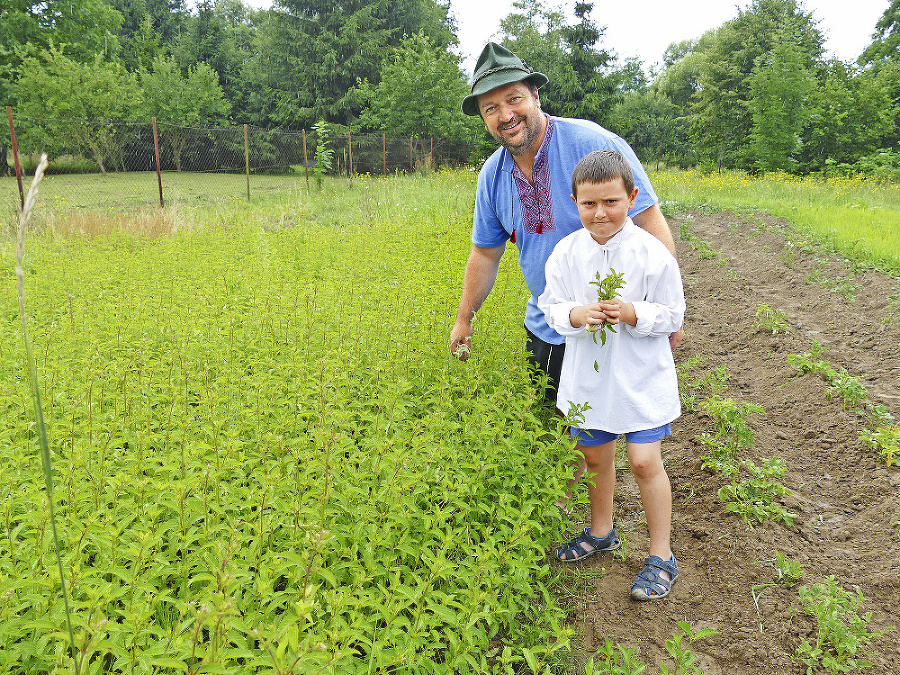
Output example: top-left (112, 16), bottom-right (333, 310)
top-left (753, 303), bottom-right (789, 334)
top-left (794, 577), bottom-right (891, 674)
top-left (718, 457), bottom-right (795, 526)
top-left (586, 639), bottom-right (647, 674)
top-left (861, 425), bottom-right (900, 466)
top-left (661, 621), bottom-right (719, 675)
top-left (698, 396), bottom-right (764, 476)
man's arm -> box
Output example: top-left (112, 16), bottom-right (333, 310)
top-left (632, 203), bottom-right (676, 256)
top-left (632, 203), bottom-right (683, 349)
top-left (449, 243), bottom-right (506, 361)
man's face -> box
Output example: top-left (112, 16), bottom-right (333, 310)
top-left (477, 82), bottom-right (545, 157)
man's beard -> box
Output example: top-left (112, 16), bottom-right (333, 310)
top-left (494, 114), bottom-right (542, 156)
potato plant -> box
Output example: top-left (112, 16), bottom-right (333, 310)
top-left (0, 173), bottom-right (576, 673)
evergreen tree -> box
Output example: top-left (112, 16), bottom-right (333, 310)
top-left (267, 0), bottom-right (455, 128)
top-left (499, 0), bottom-right (617, 125)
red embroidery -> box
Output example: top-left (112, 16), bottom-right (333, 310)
top-left (511, 118), bottom-right (555, 240)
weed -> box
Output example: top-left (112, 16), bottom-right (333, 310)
top-left (794, 577), bottom-right (892, 674)
top-left (679, 220), bottom-right (720, 260)
top-left (880, 288), bottom-right (900, 327)
top-left (787, 344), bottom-right (868, 413)
top-left (753, 302), bottom-right (789, 334)
top-left (772, 551), bottom-right (805, 585)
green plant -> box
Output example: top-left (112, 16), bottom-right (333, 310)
top-left (794, 577), bottom-right (892, 674)
top-left (661, 621), bottom-right (719, 675)
top-left (772, 551), bottom-right (805, 585)
top-left (787, 343), bottom-right (868, 413)
top-left (698, 396), bottom-right (764, 476)
top-left (586, 639), bottom-right (647, 674)
top-left (860, 425), bottom-right (900, 466)
top-left (14, 154), bottom-right (79, 671)
top-left (718, 458), bottom-right (795, 526)
top-left (880, 289), bottom-right (900, 327)
top-left (588, 268), bottom-right (627, 348)
top-left (312, 120), bottom-right (334, 190)
top-left (753, 302), bottom-right (789, 334)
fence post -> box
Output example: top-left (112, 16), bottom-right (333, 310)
top-left (348, 130), bottom-right (353, 187)
top-left (409, 137), bottom-right (413, 173)
top-left (302, 129), bottom-right (309, 188)
top-left (6, 107), bottom-right (25, 210)
top-left (152, 117), bottom-right (164, 208)
top-left (244, 124), bottom-right (251, 202)
top-left (382, 133), bottom-right (386, 176)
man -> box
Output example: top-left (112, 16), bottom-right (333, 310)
top-left (449, 42), bottom-right (681, 398)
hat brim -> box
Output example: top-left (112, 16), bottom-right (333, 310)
top-left (461, 71), bottom-right (549, 116)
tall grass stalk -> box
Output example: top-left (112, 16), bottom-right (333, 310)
top-left (14, 154), bottom-right (78, 672)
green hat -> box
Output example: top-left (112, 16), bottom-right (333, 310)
top-left (461, 42), bottom-right (548, 116)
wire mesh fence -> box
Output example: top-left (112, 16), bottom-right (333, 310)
top-left (2, 113), bottom-right (475, 213)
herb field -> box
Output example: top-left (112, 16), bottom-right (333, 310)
top-left (3, 169), bottom-right (900, 674)
top-left (1, 173), bottom-right (575, 673)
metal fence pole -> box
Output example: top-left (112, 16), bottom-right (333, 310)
top-left (6, 107), bottom-right (25, 210)
top-left (244, 124), bottom-right (251, 202)
top-left (348, 130), bottom-right (353, 186)
top-left (152, 117), bottom-right (164, 208)
top-left (302, 129), bottom-right (309, 188)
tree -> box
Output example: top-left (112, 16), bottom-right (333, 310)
top-left (140, 54), bottom-right (231, 169)
top-left (749, 38), bottom-right (815, 172)
top-left (111, 0), bottom-right (188, 71)
top-left (12, 45), bottom-right (142, 172)
top-left (356, 32), bottom-right (477, 141)
top-left (800, 59), bottom-right (895, 171)
top-left (859, 0), bottom-right (900, 66)
top-left (267, 0), bottom-right (455, 128)
top-left (499, 0), bottom-right (618, 125)
top-left (690, 0), bottom-right (824, 170)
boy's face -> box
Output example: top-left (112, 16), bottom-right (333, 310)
top-left (572, 179), bottom-right (638, 245)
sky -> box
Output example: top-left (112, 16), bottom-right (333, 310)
top-left (241, 0), bottom-right (891, 74)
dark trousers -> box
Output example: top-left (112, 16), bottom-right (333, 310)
top-left (525, 327), bottom-right (565, 406)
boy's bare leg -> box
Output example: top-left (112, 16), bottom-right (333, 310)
top-left (557, 454), bottom-right (587, 510)
top-left (581, 441), bottom-right (616, 536)
top-left (627, 440), bottom-right (673, 575)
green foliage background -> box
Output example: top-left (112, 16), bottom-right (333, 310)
top-left (0, 172), bottom-right (574, 673)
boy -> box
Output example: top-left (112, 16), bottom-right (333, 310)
top-left (536, 150), bottom-right (685, 600)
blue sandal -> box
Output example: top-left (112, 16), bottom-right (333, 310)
top-left (556, 527), bottom-right (620, 562)
top-left (630, 555), bottom-right (679, 600)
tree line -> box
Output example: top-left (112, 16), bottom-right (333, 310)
top-left (2, 0), bottom-right (899, 177)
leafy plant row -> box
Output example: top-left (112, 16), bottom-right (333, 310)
top-left (1, 173), bottom-right (575, 673)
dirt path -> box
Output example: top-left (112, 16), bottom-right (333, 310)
top-left (559, 211), bottom-right (900, 674)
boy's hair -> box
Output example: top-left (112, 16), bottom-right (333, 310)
top-left (571, 150), bottom-right (635, 197)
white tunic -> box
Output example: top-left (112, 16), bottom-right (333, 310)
top-left (537, 220), bottom-right (685, 433)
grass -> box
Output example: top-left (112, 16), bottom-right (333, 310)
top-left (651, 169), bottom-right (900, 274)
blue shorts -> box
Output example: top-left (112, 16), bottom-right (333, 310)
top-left (570, 423), bottom-right (672, 447)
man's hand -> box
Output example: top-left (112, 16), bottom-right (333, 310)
top-left (449, 321), bottom-right (473, 361)
top-left (669, 326), bottom-right (684, 350)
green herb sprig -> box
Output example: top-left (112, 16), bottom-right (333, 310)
top-left (588, 268), bottom-right (626, 347)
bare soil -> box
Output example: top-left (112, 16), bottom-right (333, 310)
top-left (556, 210), bottom-right (900, 674)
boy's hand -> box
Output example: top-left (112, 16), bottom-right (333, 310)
top-left (599, 299), bottom-right (637, 327)
top-left (570, 303), bottom-right (610, 330)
